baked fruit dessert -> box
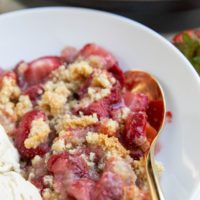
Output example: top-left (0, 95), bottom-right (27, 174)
top-left (0, 44), bottom-right (164, 200)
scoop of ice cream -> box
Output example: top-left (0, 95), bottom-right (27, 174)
top-left (0, 125), bottom-right (42, 199)
top-left (0, 125), bottom-right (19, 172)
top-left (0, 171), bottom-right (42, 200)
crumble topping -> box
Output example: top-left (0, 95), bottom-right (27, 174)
top-left (0, 75), bottom-right (20, 104)
top-left (80, 153), bottom-right (95, 168)
top-left (15, 95), bottom-right (33, 118)
top-left (24, 118), bottom-right (50, 149)
top-left (42, 188), bottom-right (59, 200)
top-left (112, 157), bottom-right (136, 181)
top-left (87, 87), bottom-right (110, 101)
top-left (133, 158), bottom-right (149, 192)
top-left (31, 155), bottom-right (42, 166)
top-left (43, 175), bottom-right (53, 187)
top-left (51, 138), bottom-right (66, 153)
top-left (0, 102), bottom-right (16, 120)
top-left (52, 61), bottom-right (93, 83)
top-left (91, 70), bottom-right (114, 88)
top-left (16, 62), bottom-right (28, 75)
top-left (86, 55), bottom-right (106, 68)
top-left (55, 113), bottom-right (98, 132)
top-left (98, 118), bottom-right (119, 136)
top-left (39, 81), bottom-right (71, 116)
top-left (86, 132), bottom-right (129, 158)
top-left (0, 75), bottom-right (20, 120)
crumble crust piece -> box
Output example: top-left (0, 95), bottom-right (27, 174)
top-left (24, 118), bottom-right (50, 149)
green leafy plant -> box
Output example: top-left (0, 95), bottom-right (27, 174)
top-left (174, 32), bottom-right (200, 75)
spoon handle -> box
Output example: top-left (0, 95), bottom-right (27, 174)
top-left (146, 144), bottom-right (165, 200)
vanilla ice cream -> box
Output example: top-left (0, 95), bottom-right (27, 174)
top-left (0, 171), bottom-right (42, 200)
top-left (0, 125), bottom-right (19, 172)
top-left (0, 125), bottom-right (42, 200)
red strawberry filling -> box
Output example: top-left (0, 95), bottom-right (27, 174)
top-left (24, 56), bottom-right (64, 86)
top-left (77, 82), bottom-right (123, 118)
top-left (66, 178), bottom-right (95, 200)
top-left (78, 99), bottom-right (110, 118)
top-left (47, 151), bottom-right (98, 199)
top-left (14, 110), bottom-right (49, 159)
top-left (123, 92), bottom-right (149, 112)
top-left (61, 46), bottom-right (78, 63)
top-left (78, 43), bottom-right (117, 68)
top-left (92, 171), bottom-right (123, 200)
top-left (124, 112), bottom-right (147, 148)
top-left (107, 64), bottom-right (125, 87)
top-left (23, 84), bottom-right (44, 101)
top-left (146, 100), bottom-right (165, 131)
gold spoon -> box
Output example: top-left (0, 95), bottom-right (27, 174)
top-left (125, 70), bottom-right (166, 200)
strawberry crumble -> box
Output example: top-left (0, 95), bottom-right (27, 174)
top-left (0, 44), bottom-right (164, 200)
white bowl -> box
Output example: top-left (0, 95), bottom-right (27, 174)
top-left (0, 7), bottom-right (200, 200)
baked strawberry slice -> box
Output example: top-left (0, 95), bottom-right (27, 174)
top-left (66, 179), bottom-right (95, 200)
top-left (48, 151), bottom-right (90, 178)
top-left (146, 100), bottom-right (165, 131)
top-left (130, 148), bottom-right (145, 160)
top-left (78, 43), bottom-right (117, 68)
top-left (107, 82), bottom-right (123, 107)
top-left (31, 176), bottom-right (46, 192)
top-left (123, 92), bottom-right (149, 112)
top-left (61, 46), bottom-right (78, 63)
top-left (48, 152), bottom-right (96, 199)
top-left (78, 83), bottom-right (122, 118)
top-left (14, 110), bottom-right (49, 159)
top-left (14, 61), bottom-right (28, 88)
top-left (24, 56), bottom-right (64, 86)
top-left (107, 65), bottom-right (125, 86)
top-left (124, 112), bottom-right (147, 147)
top-left (78, 99), bottom-right (110, 118)
top-left (23, 84), bottom-right (44, 101)
top-left (93, 171), bottom-right (123, 200)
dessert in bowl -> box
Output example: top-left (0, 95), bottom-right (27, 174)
top-left (0, 7), bottom-right (200, 200)
top-left (0, 43), bottom-right (164, 200)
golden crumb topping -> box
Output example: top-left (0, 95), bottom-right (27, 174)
top-left (86, 55), bottom-right (106, 69)
top-left (87, 87), bottom-right (110, 101)
top-left (122, 185), bottom-right (144, 200)
top-left (39, 81), bottom-right (71, 116)
top-left (0, 76), bottom-right (20, 104)
top-left (31, 155), bottom-right (42, 167)
top-left (0, 76), bottom-right (21, 122)
top-left (51, 138), bottom-right (66, 153)
top-left (52, 61), bottom-right (93, 83)
top-left (86, 132), bottom-right (129, 158)
top-left (15, 95), bottom-right (33, 118)
top-left (24, 118), bottom-right (50, 149)
top-left (98, 118), bottom-right (119, 136)
top-left (0, 102), bottom-right (16, 120)
top-left (42, 188), bottom-right (59, 200)
top-left (55, 114), bottom-right (98, 132)
top-left (91, 70), bottom-right (114, 88)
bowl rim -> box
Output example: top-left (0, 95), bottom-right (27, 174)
top-left (0, 6), bottom-right (199, 84)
